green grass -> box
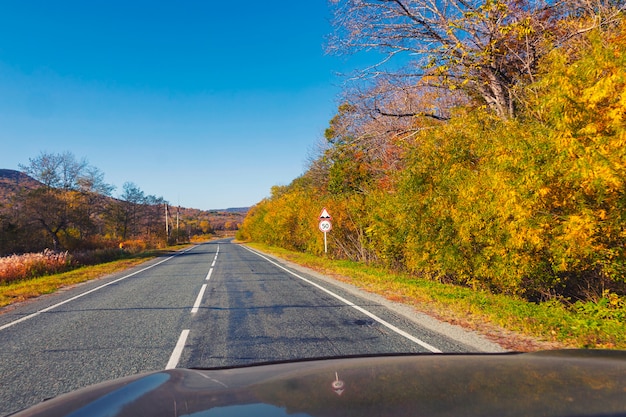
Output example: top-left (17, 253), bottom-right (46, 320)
top-left (245, 242), bottom-right (626, 350)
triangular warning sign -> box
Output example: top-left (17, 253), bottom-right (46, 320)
top-left (319, 208), bottom-right (332, 219)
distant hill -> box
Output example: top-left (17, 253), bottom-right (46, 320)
top-left (223, 207), bottom-right (249, 213)
top-left (0, 169), bottom-right (42, 202)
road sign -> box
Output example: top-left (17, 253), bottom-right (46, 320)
top-left (319, 219), bottom-right (332, 233)
top-left (319, 212), bottom-right (332, 254)
top-left (319, 207), bottom-right (332, 220)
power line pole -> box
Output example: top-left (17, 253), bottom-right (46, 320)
top-left (165, 204), bottom-right (170, 238)
top-left (176, 205), bottom-right (180, 243)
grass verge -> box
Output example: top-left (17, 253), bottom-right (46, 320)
top-left (245, 242), bottom-right (626, 351)
top-left (0, 247), bottom-right (189, 309)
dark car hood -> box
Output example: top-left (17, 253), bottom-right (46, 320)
top-left (12, 350), bottom-right (626, 417)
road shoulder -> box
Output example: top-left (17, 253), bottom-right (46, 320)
top-left (243, 244), bottom-right (508, 353)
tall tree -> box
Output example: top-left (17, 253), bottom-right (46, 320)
top-left (16, 152), bottom-right (113, 250)
top-left (19, 187), bottom-right (69, 250)
top-left (19, 151), bottom-right (88, 190)
top-left (117, 182), bottom-right (146, 240)
top-left (74, 166), bottom-right (116, 239)
top-left (328, 0), bottom-right (624, 119)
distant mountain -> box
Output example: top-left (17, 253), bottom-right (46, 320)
top-left (0, 169), bottom-right (42, 201)
top-left (223, 207), bottom-right (249, 214)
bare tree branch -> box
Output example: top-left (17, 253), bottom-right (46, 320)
top-left (328, 0), bottom-right (624, 119)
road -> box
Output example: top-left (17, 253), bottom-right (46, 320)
top-left (0, 239), bottom-right (500, 415)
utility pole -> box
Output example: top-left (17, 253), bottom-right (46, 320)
top-left (165, 204), bottom-right (170, 238)
top-left (176, 196), bottom-right (180, 243)
top-left (176, 205), bottom-right (180, 243)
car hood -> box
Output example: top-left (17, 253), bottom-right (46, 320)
top-left (12, 350), bottom-right (626, 417)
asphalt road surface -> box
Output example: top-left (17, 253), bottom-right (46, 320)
top-left (0, 239), bottom-right (500, 415)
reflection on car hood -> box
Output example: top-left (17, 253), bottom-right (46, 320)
top-left (12, 350), bottom-right (626, 417)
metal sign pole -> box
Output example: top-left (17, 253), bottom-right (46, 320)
top-left (324, 231), bottom-right (327, 254)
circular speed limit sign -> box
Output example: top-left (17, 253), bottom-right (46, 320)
top-left (319, 219), bottom-right (332, 232)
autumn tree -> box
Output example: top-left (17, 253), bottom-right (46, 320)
top-left (527, 21), bottom-right (626, 293)
top-left (103, 182), bottom-right (168, 246)
top-left (359, 21), bottom-right (626, 297)
top-left (199, 220), bottom-right (212, 234)
top-left (19, 151), bottom-right (86, 190)
top-left (328, 0), bottom-right (624, 119)
top-left (240, 16), bottom-right (626, 300)
top-left (16, 152), bottom-right (114, 250)
top-left (143, 194), bottom-right (167, 242)
top-left (109, 182), bottom-right (145, 240)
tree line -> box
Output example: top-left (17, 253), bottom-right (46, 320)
top-left (238, 0), bottom-right (626, 301)
top-left (0, 151), bottom-right (214, 256)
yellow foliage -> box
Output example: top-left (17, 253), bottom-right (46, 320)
top-left (239, 21), bottom-right (626, 298)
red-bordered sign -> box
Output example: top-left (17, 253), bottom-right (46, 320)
top-left (319, 219), bottom-right (332, 232)
top-left (319, 207), bottom-right (332, 220)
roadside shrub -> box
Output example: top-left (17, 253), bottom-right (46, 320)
top-left (118, 239), bottom-right (147, 254)
top-left (0, 245), bottom-right (140, 285)
top-left (71, 248), bottom-right (129, 266)
top-left (0, 250), bottom-right (72, 284)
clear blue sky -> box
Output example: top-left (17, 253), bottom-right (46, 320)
top-left (0, 1), bottom-right (365, 210)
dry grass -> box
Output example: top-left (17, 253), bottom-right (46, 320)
top-left (0, 250), bottom-right (72, 284)
top-left (0, 258), bottom-right (151, 308)
top-left (0, 243), bottom-right (195, 309)
top-left (0, 240), bottom-right (169, 286)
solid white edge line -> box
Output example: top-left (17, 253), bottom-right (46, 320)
top-left (241, 246), bottom-right (443, 353)
top-left (166, 329), bottom-right (190, 369)
top-left (0, 247), bottom-right (197, 332)
top-left (191, 284), bottom-right (208, 314)
top-left (206, 268), bottom-right (213, 280)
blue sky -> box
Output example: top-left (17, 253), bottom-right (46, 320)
top-left (0, 1), bottom-right (366, 210)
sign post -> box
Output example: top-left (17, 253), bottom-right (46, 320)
top-left (318, 208), bottom-right (332, 254)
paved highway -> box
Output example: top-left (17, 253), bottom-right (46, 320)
top-left (0, 239), bottom-right (500, 415)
